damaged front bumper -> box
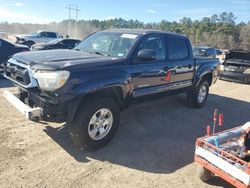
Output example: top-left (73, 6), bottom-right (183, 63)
top-left (219, 71), bottom-right (250, 84)
top-left (3, 90), bottom-right (43, 121)
top-left (3, 89), bottom-right (69, 122)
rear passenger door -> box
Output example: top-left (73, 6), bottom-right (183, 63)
top-left (165, 36), bottom-right (194, 88)
top-left (44, 32), bottom-right (57, 43)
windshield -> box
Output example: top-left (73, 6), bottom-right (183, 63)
top-left (30, 32), bottom-right (38, 36)
top-left (74, 32), bottom-right (138, 58)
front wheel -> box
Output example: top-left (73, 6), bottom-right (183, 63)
top-left (187, 80), bottom-right (209, 108)
top-left (68, 97), bottom-right (120, 150)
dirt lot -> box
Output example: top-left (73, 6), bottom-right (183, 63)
top-left (0, 78), bottom-right (249, 188)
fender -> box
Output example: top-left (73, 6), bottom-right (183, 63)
top-left (66, 74), bottom-right (132, 123)
top-left (72, 74), bottom-right (132, 98)
top-left (193, 62), bottom-right (216, 88)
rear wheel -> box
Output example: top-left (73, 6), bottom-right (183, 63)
top-left (198, 166), bottom-right (214, 182)
top-left (187, 80), bottom-right (209, 108)
top-left (68, 97), bottom-right (120, 150)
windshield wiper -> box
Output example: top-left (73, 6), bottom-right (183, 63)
top-left (93, 51), bottom-right (105, 56)
top-left (89, 51), bottom-right (110, 57)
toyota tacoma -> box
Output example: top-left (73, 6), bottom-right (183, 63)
top-left (2, 29), bottom-right (220, 150)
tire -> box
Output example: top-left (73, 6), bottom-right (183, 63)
top-left (68, 97), bottom-right (120, 150)
top-left (187, 80), bottom-right (209, 108)
top-left (198, 166), bottom-right (214, 182)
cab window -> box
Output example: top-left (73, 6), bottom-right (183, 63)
top-left (137, 36), bottom-right (166, 61)
top-left (166, 38), bottom-right (189, 60)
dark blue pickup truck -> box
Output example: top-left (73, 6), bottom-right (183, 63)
top-left (2, 29), bottom-right (220, 150)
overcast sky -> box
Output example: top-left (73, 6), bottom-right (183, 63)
top-left (0, 0), bottom-right (249, 24)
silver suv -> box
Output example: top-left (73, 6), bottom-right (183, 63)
top-left (15, 31), bottom-right (61, 47)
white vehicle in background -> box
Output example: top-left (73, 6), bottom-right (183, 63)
top-left (0, 31), bottom-right (8, 39)
top-left (15, 31), bottom-right (61, 47)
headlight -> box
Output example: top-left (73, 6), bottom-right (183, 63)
top-left (243, 69), bottom-right (250, 74)
top-left (219, 64), bottom-right (224, 71)
top-left (33, 70), bottom-right (70, 91)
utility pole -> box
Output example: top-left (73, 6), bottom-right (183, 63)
top-left (66, 4), bottom-right (72, 37)
top-left (65, 4), bottom-right (80, 38)
top-left (75, 6), bottom-right (80, 38)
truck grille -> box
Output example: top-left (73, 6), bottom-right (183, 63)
top-left (5, 63), bottom-right (31, 86)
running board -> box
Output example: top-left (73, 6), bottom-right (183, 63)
top-left (3, 90), bottom-right (42, 121)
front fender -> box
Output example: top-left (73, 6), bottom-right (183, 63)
top-left (66, 75), bottom-right (132, 123)
top-left (72, 75), bottom-right (132, 98)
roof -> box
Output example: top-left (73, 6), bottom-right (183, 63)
top-left (36, 30), bottom-right (58, 33)
top-left (194, 46), bottom-right (214, 49)
top-left (100, 28), bottom-right (185, 37)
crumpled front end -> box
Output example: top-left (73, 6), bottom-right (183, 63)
top-left (219, 50), bottom-right (250, 84)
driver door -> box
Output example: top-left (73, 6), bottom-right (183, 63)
top-left (131, 34), bottom-right (172, 97)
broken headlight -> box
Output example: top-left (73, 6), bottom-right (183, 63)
top-left (219, 64), bottom-right (224, 71)
top-left (33, 70), bottom-right (70, 91)
top-left (243, 69), bottom-right (250, 74)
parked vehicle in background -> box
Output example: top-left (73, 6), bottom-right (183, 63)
top-left (0, 31), bottom-right (8, 39)
top-left (193, 46), bottom-right (217, 58)
top-left (2, 29), bottom-right (220, 150)
top-left (219, 50), bottom-right (250, 84)
top-left (0, 38), bottom-right (29, 66)
top-left (215, 49), bottom-right (225, 64)
top-left (215, 49), bottom-right (222, 56)
top-left (15, 31), bottom-right (61, 47)
top-left (31, 38), bottom-right (81, 51)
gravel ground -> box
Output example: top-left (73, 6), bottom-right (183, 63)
top-left (0, 78), bottom-right (249, 188)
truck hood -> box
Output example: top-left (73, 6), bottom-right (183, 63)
top-left (31, 43), bottom-right (51, 50)
top-left (11, 49), bottom-right (120, 70)
top-left (15, 34), bottom-right (35, 39)
top-left (225, 50), bottom-right (250, 67)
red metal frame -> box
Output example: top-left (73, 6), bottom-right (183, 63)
top-left (195, 126), bottom-right (250, 188)
top-left (195, 155), bottom-right (249, 188)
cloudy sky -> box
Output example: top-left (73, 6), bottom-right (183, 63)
top-left (0, 0), bottom-right (249, 24)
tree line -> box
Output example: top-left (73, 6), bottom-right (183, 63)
top-left (0, 12), bottom-right (249, 50)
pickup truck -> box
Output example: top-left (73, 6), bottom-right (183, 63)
top-left (15, 31), bottom-right (61, 47)
top-left (219, 50), bottom-right (250, 84)
top-left (2, 29), bottom-right (220, 150)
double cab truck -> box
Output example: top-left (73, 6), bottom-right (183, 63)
top-left (2, 29), bottom-right (220, 150)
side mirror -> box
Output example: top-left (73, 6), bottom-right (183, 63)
top-left (137, 49), bottom-right (156, 61)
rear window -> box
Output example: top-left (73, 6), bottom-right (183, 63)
top-left (166, 38), bottom-right (189, 60)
